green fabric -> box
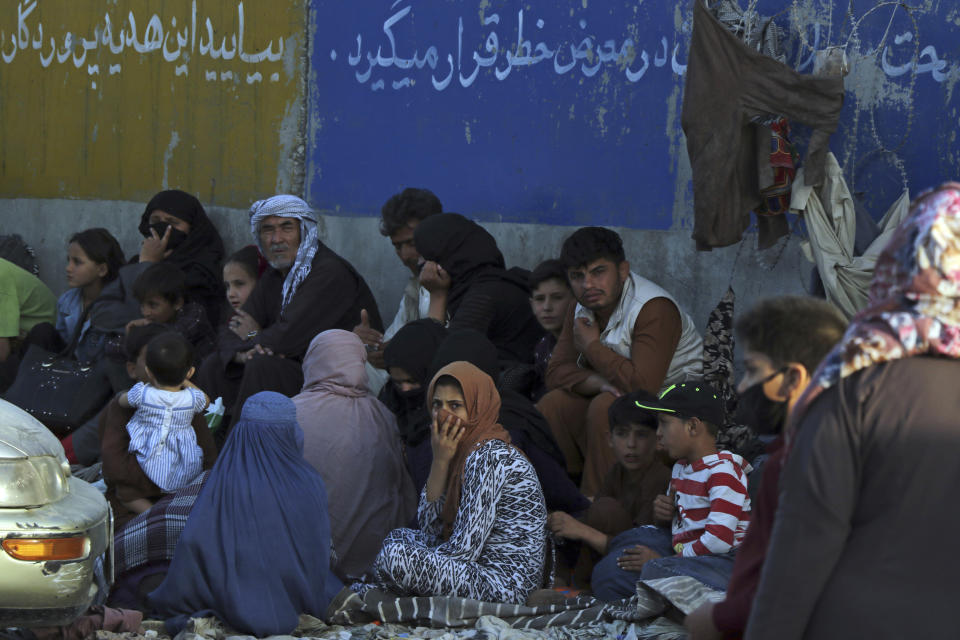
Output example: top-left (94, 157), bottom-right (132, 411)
top-left (0, 258), bottom-right (56, 338)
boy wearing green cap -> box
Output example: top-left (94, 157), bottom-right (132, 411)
top-left (591, 379), bottom-right (752, 601)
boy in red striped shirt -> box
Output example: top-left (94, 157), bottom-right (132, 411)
top-left (591, 380), bottom-right (752, 601)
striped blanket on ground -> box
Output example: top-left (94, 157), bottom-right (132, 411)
top-left (160, 577), bottom-right (721, 639)
top-left (113, 471), bottom-right (209, 575)
top-left (326, 576), bottom-right (724, 637)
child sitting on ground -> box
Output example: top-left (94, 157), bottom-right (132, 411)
top-left (128, 262), bottom-right (215, 363)
top-left (547, 391), bottom-right (671, 587)
top-left (591, 380), bottom-right (752, 601)
top-left (116, 332), bottom-right (209, 514)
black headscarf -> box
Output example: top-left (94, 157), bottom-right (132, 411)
top-left (381, 319), bottom-right (448, 446)
top-left (413, 213), bottom-right (509, 312)
top-left (429, 329), bottom-right (566, 466)
top-left (429, 328), bottom-right (499, 382)
top-left (140, 190), bottom-right (226, 325)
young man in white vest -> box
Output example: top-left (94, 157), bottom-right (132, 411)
top-left (536, 227), bottom-right (703, 495)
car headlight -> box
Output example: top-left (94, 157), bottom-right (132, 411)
top-left (0, 456), bottom-right (68, 508)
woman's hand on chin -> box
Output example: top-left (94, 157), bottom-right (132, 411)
top-left (419, 261), bottom-right (451, 295)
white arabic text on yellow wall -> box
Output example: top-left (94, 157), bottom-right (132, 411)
top-left (0, 1), bottom-right (303, 208)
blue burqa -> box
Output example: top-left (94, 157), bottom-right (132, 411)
top-left (147, 391), bottom-right (343, 636)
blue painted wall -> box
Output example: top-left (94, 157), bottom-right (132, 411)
top-left (307, 0), bottom-right (960, 229)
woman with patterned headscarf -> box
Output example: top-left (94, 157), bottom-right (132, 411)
top-left (195, 195), bottom-right (382, 431)
top-left (745, 184), bottom-right (960, 640)
top-left (353, 361), bottom-right (547, 604)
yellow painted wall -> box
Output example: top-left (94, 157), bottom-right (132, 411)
top-left (0, 0), bottom-right (303, 208)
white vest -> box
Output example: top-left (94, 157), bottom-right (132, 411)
top-left (383, 278), bottom-right (431, 342)
top-left (574, 272), bottom-right (703, 391)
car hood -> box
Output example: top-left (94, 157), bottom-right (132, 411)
top-left (0, 400), bottom-right (67, 462)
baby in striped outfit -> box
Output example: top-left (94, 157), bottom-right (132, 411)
top-left (117, 331), bottom-right (208, 514)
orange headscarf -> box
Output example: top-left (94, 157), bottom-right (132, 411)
top-left (426, 361), bottom-right (511, 540)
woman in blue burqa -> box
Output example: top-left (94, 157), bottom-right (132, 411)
top-left (147, 391), bottom-right (342, 636)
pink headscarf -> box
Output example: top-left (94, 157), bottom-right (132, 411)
top-left (292, 329), bottom-right (416, 578)
top-left (790, 183), bottom-right (960, 433)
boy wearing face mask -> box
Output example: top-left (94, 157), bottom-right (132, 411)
top-left (684, 296), bottom-right (846, 640)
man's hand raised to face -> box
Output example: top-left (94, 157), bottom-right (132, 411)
top-left (573, 316), bottom-right (601, 354)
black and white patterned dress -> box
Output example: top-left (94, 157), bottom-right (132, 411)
top-left (355, 440), bottom-right (547, 604)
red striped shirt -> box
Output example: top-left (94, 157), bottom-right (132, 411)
top-left (669, 451), bottom-right (752, 557)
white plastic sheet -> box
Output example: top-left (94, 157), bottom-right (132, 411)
top-left (791, 153), bottom-right (910, 318)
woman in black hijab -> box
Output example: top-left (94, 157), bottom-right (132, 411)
top-left (426, 329), bottom-right (590, 515)
top-left (137, 190), bottom-right (226, 326)
top-left (91, 190), bottom-right (226, 342)
top-left (380, 319), bottom-right (448, 492)
top-left (414, 213), bottom-right (543, 364)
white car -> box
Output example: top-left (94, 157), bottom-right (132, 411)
top-left (0, 399), bottom-right (112, 627)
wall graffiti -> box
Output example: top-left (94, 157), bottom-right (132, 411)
top-left (308, 0), bottom-right (960, 230)
top-left (308, 0), bottom-right (698, 229)
top-left (0, 0), bottom-right (285, 85)
top-left (0, 0), bottom-right (303, 208)
top-left (331, 5), bottom-right (688, 92)
top-left (1, 0), bottom-right (957, 231)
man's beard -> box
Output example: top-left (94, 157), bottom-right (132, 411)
top-left (268, 246), bottom-right (296, 270)
top-left (581, 279), bottom-right (625, 311)
top-left (580, 292), bottom-right (607, 310)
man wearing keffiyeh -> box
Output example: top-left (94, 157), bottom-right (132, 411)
top-left (196, 195), bottom-right (383, 431)
top-left (249, 195), bottom-right (321, 311)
